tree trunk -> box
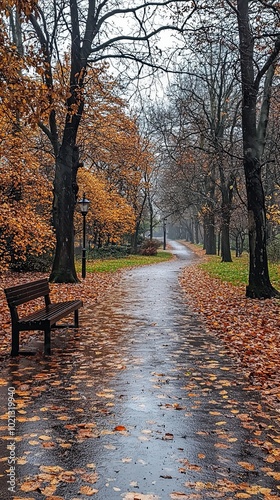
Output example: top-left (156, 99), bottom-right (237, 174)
top-left (195, 219), bottom-right (199, 244)
top-left (131, 219), bottom-right (141, 254)
top-left (185, 220), bottom-right (194, 243)
top-left (204, 213), bottom-right (216, 255)
top-left (235, 236), bottom-right (239, 257)
top-left (237, 0), bottom-right (279, 298)
top-left (244, 154), bottom-right (277, 297)
top-left (221, 221), bottom-right (232, 262)
top-left (220, 184), bottom-right (233, 263)
top-left (49, 144), bottom-right (79, 283)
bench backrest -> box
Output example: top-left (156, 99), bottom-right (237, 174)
top-left (4, 278), bottom-right (50, 308)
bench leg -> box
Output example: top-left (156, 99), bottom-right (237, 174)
top-left (44, 326), bottom-right (51, 355)
top-left (11, 326), bottom-right (19, 356)
top-left (74, 309), bottom-right (79, 328)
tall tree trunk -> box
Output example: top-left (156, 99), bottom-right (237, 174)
top-left (189, 219), bottom-right (194, 244)
top-left (204, 212), bottom-right (216, 255)
top-left (49, 145), bottom-right (79, 282)
top-left (195, 218), bottom-right (199, 244)
top-left (244, 155), bottom-right (275, 297)
top-left (237, 0), bottom-right (279, 298)
top-left (220, 182), bottom-right (234, 263)
top-left (221, 219), bottom-right (231, 262)
top-left (131, 220), bottom-right (141, 254)
top-left (49, 23), bottom-right (85, 282)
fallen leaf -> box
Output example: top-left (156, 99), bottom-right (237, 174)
top-left (39, 465), bottom-right (64, 474)
top-left (238, 461), bottom-right (255, 471)
top-left (114, 425), bottom-right (127, 432)
top-left (20, 480), bottom-right (41, 492)
top-left (79, 485), bottom-right (98, 495)
top-left (162, 433), bottom-right (174, 440)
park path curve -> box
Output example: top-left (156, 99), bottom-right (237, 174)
top-left (0, 241), bottom-right (279, 499)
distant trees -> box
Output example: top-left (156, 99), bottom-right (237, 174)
top-left (149, 40), bottom-right (244, 260)
top-left (150, 0), bottom-right (280, 297)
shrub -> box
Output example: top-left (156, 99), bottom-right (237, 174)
top-left (11, 251), bottom-right (53, 272)
top-left (140, 239), bottom-right (161, 256)
top-left (87, 245), bottom-right (131, 260)
top-left (267, 237), bottom-right (280, 263)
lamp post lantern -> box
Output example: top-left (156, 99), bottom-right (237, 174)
top-left (78, 193), bottom-right (90, 278)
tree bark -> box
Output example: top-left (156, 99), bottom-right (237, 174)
top-left (220, 181), bottom-right (234, 262)
top-left (237, 0), bottom-right (279, 298)
top-left (204, 212), bottom-right (216, 255)
top-left (49, 145), bottom-right (79, 282)
top-left (221, 221), bottom-right (231, 262)
top-left (131, 222), bottom-right (140, 254)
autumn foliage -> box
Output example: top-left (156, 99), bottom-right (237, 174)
top-left (0, 39), bottom-right (154, 270)
top-left (76, 169), bottom-right (136, 246)
top-left (0, 0), bottom-right (38, 17)
top-left (0, 116), bottom-right (55, 271)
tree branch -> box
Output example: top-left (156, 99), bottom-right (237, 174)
top-left (254, 35), bottom-right (280, 90)
top-left (89, 24), bottom-right (184, 55)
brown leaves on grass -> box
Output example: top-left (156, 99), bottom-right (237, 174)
top-left (179, 260), bottom-right (280, 410)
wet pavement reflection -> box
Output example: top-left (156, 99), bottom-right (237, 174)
top-left (0, 241), bottom-right (279, 499)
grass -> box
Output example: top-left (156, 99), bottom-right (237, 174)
top-left (200, 251), bottom-right (280, 289)
top-left (76, 251), bottom-right (173, 273)
top-left (200, 253), bottom-right (249, 286)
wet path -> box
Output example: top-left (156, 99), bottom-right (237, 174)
top-left (0, 241), bottom-right (279, 499)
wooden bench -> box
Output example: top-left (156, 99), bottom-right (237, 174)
top-left (4, 278), bottom-right (83, 356)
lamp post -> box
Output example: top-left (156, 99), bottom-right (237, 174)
top-left (78, 193), bottom-right (90, 278)
top-left (163, 218), bottom-right (167, 250)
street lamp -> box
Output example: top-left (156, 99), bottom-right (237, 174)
top-left (163, 218), bottom-right (167, 250)
top-left (78, 193), bottom-right (90, 278)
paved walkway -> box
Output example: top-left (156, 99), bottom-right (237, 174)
top-left (0, 241), bottom-right (279, 499)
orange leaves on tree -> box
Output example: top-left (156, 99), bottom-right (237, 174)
top-left (0, 1), bottom-right (38, 16)
top-left (0, 19), bottom-right (55, 271)
top-left (0, 124), bottom-right (55, 271)
top-left (77, 169), bottom-right (136, 246)
top-left (0, 47), bottom-right (154, 265)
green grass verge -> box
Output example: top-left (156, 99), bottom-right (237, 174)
top-left (200, 252), bottom-right (280, 289)
top-left (76, 251), bottom-right (173, 273)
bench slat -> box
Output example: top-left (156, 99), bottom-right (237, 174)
top-left (19, 300), bottom-right (83, 327)
top-left (5, 279), bottom-right (50, 306)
